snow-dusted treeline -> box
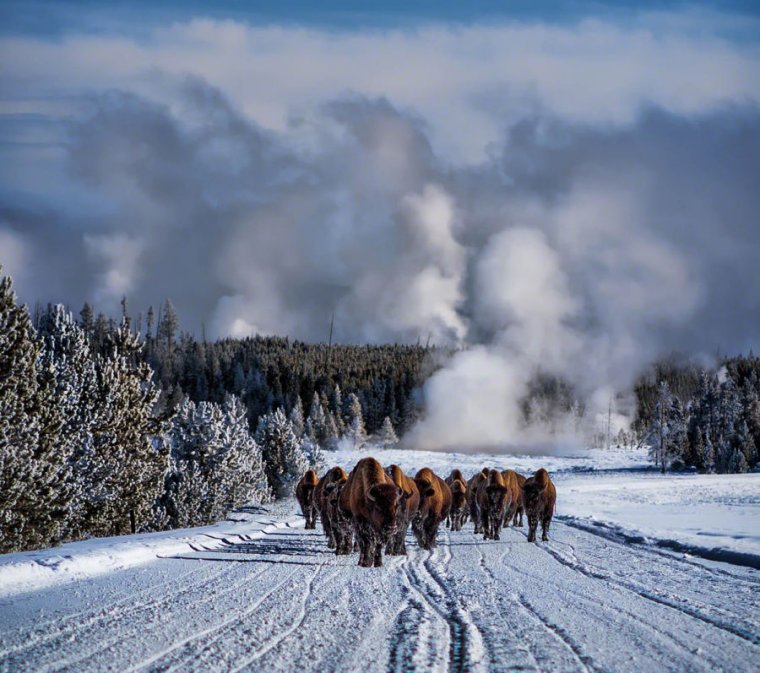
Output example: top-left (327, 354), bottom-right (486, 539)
top-left (636, 361), bottom-right (760, 473)
top-left (0, 271), bottom-right (322, 553)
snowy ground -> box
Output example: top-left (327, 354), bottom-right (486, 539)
top-left (0, 447), bottom-right (758, 673)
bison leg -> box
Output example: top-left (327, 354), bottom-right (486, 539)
top-left (321, 513), bottom-right (336, 548)
top-left (492, 515), bottom-right (501, 540)
top-left (424, 519), bottom-right (439, 549)
top-left (355, 526), bottom-right (372, 567)
top-left (527, 513), bottom-right (538, 543)
top-left (480, 511), bottom-right (490, 540)
top-left (541, 513), bottom-right (552, 542)
top-left (373, 539), bottom-right (383, 567)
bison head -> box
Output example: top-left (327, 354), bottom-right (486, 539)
top-left (367, 483), bottom-right (402, 536)
top-left (486, 484), bottom-right (509, 516)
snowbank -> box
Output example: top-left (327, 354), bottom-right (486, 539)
top-left (555, 471), bottom-right (760, 561)
top-left (0, 504), bottom-right (300, 599)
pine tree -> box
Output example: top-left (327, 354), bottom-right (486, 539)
top-left (34, 304), bottom-right (97, 544)
top-left (256, 408), bottom-right (308, 498)
top-left (289, 396), bottom-right (305, 438)
top-left (647, 381), bottom-right (676, 473)
top-left (377, 416), bottom-right (399, 447)
top-left (300, 435), bottom-right (325, 472)
top-left (703, 433), bottom-right (716, 474)
top-left (79, 302), bottom-right (94, 339)
top-left (330, 384), bottom-right (345, 434)
top-left (84, 322), bottom-right (168, 537)
top-left (0, 271), bottom-right (42, 552)
top-left (162, 396), bottom-right (270, 528)
top-left (157, 299), bottom-right (178, 348)
top-left (345, 392), bottom-right (367, 448)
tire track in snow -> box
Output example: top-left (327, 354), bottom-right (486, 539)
top-left (385, 556), bottom-right (430, 673)
top-left (474, 541), bottom-right (587, 673)
top-left (121, 564), bottom-right (305, 673)
top-left (227, 564), bottom-right (336, 673)
top-left (500, 548), bottom-right (727, 673)
top-left (401, 535), bottom-right (487, 673)
top-left (44, 563), bottom-right (274, 673)
top-left (0, 563), bottom-right (205, 651)
top-left (0, 561), bottom-right (243, 667)
top-left (512, 593), bottom-right (598, 673)
top-left (539, 529), bottom-right (760, 646)
top-left (471, 543), bottom-right (542, 673)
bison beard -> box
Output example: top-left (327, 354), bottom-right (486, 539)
top-left (339, 458), bottom-right (402, 568)
top-left (523, 468), bottom-right (557, 543)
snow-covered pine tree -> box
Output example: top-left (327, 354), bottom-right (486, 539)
top-left (703, 433), bottom-right (716, 474)
top-left (0, 270), bottom-right (42, 552)
top-left (305, 391), bottom-right (337, 448)
top-left (377, 416), bottom-right (399, 448)
top-left (289, 396), bottom-right (305, 438)
top-left (85, 322), bottom-right (168, 537)
top-left (256, 408), bottom-right (308, 498)
top-left (220, 394), bottom-right (271, 509)
top-left (34, 304), bottom-right (98, 544)
top-left (162, 395), bottom-right (270, 527)
top-left (300, 435), bottom-right (325, 472)
top-left (345, 392), bottom-right (367, 449)
top-left (330, 384), bottom-right (345, 434)
top-left (647, 381), bottom-right (674, 473)
top-left (305, 392), bottom-right (326, 443)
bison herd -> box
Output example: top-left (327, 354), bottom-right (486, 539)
top-left (295, 458), bottom-right (556, 568)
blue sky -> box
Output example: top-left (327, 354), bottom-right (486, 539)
top-left (2, 0), bottom-right (759, 35)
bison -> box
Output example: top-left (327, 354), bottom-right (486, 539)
top-left (523, 468), bottom-right (556, 542)
top-left (467, 468), bottom-right (489, 534)
top-left (412, 468), bottom-right (451, 550)
top-left (447, 479), bottom-right (468, 531)
top-left (339, 457), bottom-right (402, 567)
top-left (314, 466), bottom-right (350, 553)
top-left (476, 469), bottom-right (511, 540)
top-left (295, 469), bottom-right (319, 529)
top-left (512, 472), bottom-right (527, 527)
top-left (500, 469), bottom-right (524, 529)
top-left (384, 464), bottom-right (420, 555)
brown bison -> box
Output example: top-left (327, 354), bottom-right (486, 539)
top-left (314, 466), bottom-right (350, 553)
top-left (512, 472), bottom-right (527, 526)
top-left (476, 469), bottom-right (511, 540)
top-left (467, 468), bottom-right (489, 534)
top-left (523, 468), bottom-right (557, 542)
top-left (447, 479), bottom-right (468, 531)
top-left (412, 468), bottom-right (452, 550)
top-left (295, 469), bottom-right (319, 529)
top-left (339, 457), bottom-right (403, 567)
top-left (384, 464), bottom-right (420, 555)
top-left (500, 469), bottom-right (524, 529)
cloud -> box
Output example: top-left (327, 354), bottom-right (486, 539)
top-left (1, 12), bottom-right (760, 448)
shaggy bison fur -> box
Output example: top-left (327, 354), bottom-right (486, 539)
top-left (315, 466), bottom-right (351, 554)
top-left (476, 469), bottom-right (511, 540)
top-left (523, 468), bottom-right (556, 542)
top-left (412, 468), bottom-right (452, 550)
top-left (383, 464), bottom-right (420, 556)
top-left (467, 468), bottom-right (489, 534)
top-left (295, 469), bottom-right (319, 529)
top-left (339, 457), bottom-right (402, 567)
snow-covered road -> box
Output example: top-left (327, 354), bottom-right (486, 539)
top-left (1, 509), bottom-right (757, 673)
